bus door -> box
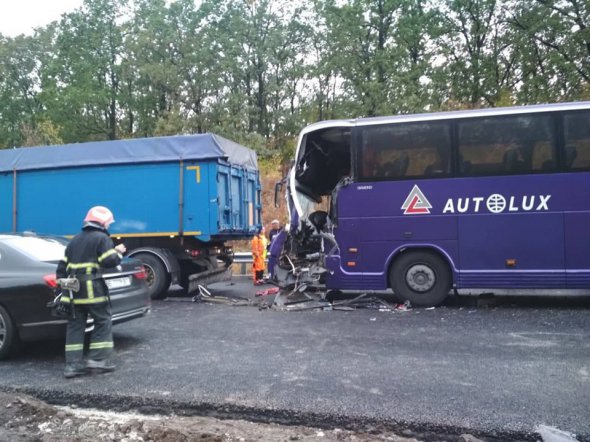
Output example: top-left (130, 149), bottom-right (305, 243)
top-left (562, 111), bottom-right (590, 288)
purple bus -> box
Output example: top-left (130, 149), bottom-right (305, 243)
top-left (272, 102), bottom-right (590, 307)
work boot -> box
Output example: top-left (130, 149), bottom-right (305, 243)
top-left (86, 359), bottom-right (116, 373)
top-left (64, 364), bottom-right (87, 379)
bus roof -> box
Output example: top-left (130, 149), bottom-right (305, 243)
top-left (299, 101), bottom-right (590, 134)
top-left (0, 133), bottom-right (258, 172)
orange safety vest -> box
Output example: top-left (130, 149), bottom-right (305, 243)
top-left (252, 234), bottom-right (265, 271)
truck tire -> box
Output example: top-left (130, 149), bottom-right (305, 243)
top-left (389, 250), bottom-right (451, 307)
top-left (135, 253), bottom-right (170, 300)
top-left (0, 305), bottom-right (17, 360)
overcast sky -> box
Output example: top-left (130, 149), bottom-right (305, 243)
top-left (0, 0), bottom-right (83, 37)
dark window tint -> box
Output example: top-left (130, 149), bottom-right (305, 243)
top-left (458, 115), bottom-right (555, 176)
top-left (359, 122), bottom-right (451, 180)
top-left (564, 111), bottom-right (590, 170)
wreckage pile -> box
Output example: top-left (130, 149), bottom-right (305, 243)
top-left (193, 283), bottom-right (415, 313)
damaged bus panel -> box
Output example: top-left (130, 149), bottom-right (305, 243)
top-left (271, 102), bottom-right (590, 308)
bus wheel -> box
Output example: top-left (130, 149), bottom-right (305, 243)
top-left (390, 251), bottom-right (451, 307)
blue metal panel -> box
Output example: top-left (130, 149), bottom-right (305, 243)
top-left (212, 163), bottom-right (262, 235)
top-left (182, 161), bottom-right (211, 240)
top-left (217, 164), bottom-right (231, 231)
top-left (3, 150), bottom-right (260, 241)
top-left (246, 171), bottom-right (258, 229)
top-left (207, 162), bottom-right (219, 239)
top-left (230, 168), bottom-right (243, 229)
top-left (15, 163), bottom-right (181, 236)
top-left (0, 172), bottom-right (13, 231)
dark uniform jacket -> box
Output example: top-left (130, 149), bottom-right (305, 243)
top-left (56, 226), bottom-right (122, 304)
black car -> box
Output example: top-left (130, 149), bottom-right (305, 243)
top-left (0, 233), bottom-right (150, 359)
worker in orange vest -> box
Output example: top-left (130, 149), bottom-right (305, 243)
top-left (251, 226), bottom-right (266, 285)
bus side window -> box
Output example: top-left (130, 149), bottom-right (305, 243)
top-left (565, 145), bottom-right (578, 169)
top-left (359, 122), bottom-right (450, 180)
top-left (502, 147), bottom-right (526, 173)
top-left (564, 111), bottom-right (590, 170)
top-left (459, 115), bottom-right (554, 176)
top-left (381, 152), bottom-right (410, 178)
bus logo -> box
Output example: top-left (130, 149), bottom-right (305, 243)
top-left (486, 194), bottom-right (506, 213)
top-left (402, 185), bottom-right (432, 215)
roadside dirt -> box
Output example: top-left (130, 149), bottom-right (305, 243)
top-left (0, 392), bottom-right (486, 442)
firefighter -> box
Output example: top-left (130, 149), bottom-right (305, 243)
top-left (56, 206), bottom-right (126, 379)
top-left (251, 226), bottom-right (266, 285)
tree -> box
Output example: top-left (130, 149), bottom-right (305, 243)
top-left (0, 35), bottom-right (45, 147)
top-left (509, 0), bottom-right (590, 102)
top-left (435, 0), bottom-right (518, 108)
top-left (42, 0), bottom-right (129, 142)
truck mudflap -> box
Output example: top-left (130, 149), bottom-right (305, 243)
top-left (187, 266), bottom-right (232, 294)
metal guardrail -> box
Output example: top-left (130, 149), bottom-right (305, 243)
top-left (232, 252), bottom-right (263, 275)
top-left (234, 252), bottom-right (254, 263)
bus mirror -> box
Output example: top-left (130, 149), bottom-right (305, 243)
top-left (274, 181), bottom-right (283, 208)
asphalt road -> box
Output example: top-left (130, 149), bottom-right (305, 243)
top-left (1, 278), bottom-right (589, 441)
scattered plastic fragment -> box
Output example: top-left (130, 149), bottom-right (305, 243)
top-left (536, 425), bottom-right (579, 442)
top-left (394, 300), bottom-right (412, 312)
top-left (255, 287), bottom-right (280, 297)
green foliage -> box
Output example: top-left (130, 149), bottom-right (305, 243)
top-left (0, 0), bottom-right (588, 151)
top-left (21, 120), bottom-right (64, 147)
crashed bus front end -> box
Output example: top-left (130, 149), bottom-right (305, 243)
top-left (270, 121), bottom-right (354, 308)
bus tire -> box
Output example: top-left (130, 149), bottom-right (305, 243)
top-left (390, 251), bottom-right (451, 307)
top-left (135, 253), bottom-right (170, 300)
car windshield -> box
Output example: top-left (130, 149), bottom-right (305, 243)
top-left (3, 236), bottom-right (66, 262)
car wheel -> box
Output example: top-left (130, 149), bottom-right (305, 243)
top-left (0, 305), bottom-right (17, 360)
top-left (390, 251), bottom-right (451, 307)
top-left (135, 254), bottom-right (170, 300)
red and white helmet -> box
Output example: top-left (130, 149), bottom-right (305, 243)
top-left (84, 206), bottom-right (115, 228)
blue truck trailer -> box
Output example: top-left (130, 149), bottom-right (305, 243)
top-left (0, 134), bottom-right (261, 298)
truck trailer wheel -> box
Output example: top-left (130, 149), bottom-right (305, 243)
top-left (135, 253), bottom-right (170, 300)
top-left (389, 250), bottom-right (451, 307)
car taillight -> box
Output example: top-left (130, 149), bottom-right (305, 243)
top-left (186, 249), bottom-right (201, 257)
top-left (133, 266), bottom-right (147, 279)
top-left (43, 274), bottom-right (58, 288)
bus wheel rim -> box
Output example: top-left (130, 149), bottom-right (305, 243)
top-left (406, 264), bottom-right (436, 292)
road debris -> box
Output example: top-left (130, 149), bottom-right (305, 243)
top-left (192, 282), bottom-right (419, 314)
top-left (192, 285), bottom-right (253, 307)
top-left (537, 425), bottom-right (580, 442)
top-left (255, 287), bottom-right (280, 297)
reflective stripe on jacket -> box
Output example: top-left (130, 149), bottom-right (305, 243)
top-left (56, 226), bottom-right (122, 304)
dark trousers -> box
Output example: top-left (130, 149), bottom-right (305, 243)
top-left (65, 302), bottom-right (113, 365)
top-left (254, 270), bottom-right (264, 281)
